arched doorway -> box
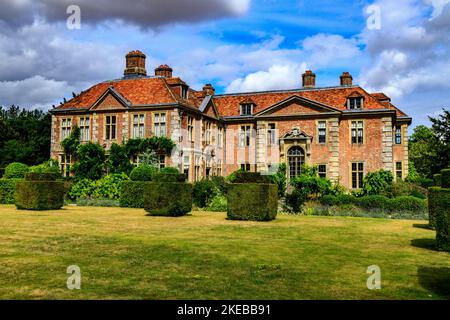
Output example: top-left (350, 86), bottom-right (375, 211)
top-left (288, 146), bottom-right (305, 179)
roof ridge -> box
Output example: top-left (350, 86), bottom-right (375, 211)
top-left (213, 85), bottom-right (359, 98)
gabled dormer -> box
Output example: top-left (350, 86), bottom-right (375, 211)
top-left (346, 91), bottom-right (364, 110)
top-left (239, 97), bottom-right (256, 116)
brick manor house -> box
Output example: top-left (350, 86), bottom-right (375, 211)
top-left (50, 50), bottom-right (411, 190)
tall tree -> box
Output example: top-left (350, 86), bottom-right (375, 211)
top-left (0, 105), bottom-right (51, 167)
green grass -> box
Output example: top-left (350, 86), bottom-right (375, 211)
top-left (0, 204), bottom-right (449, 300)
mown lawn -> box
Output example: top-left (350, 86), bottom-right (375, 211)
top-left (0, 205), bottom-right (448, 300)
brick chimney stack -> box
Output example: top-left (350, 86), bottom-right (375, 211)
top-left (302, 70), bottom-right (316, 88)
top-left (203, 84), bottom-right (215, 96)
top-left (155, 64), bottom-right (173, 78)
top-left (124, 50), bottom-right (147, 78)
top-left (340, 72), bottom-right (353, 86)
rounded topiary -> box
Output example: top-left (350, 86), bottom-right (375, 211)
top-left (4, 163), bottom-right (29, 179)
top-left (130, 165), bottom-right (157, 181)
top-left (160, 167), bottom-right (180, 174)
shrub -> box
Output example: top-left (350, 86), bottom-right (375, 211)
top-left (362, 169), bottom-right (394, 196)
top-left (63, 178), bottom-right (74, 200)
top-left (206, 195), bottom-right (227, 212)
top-left (29, 160), bottom-right (61, 175)
top-left (271, 163), bottom-right (287, 197)
top-left (284, 189), bottom-right (307, 214)
top-left (68, 179), bottom-right (96, 199)
top-left (428, 187), bottom-right (450, 251)
top-left (15, 180), bottom-right (64, 210)
top-left (3, 162), bottom-right (29, 179)
top-left (387, 196), bottom-right (427, 213)
top-left (442, 169), bottom-right (450, 188)
top-left (144, 182), bottom-right (192, 217)
top-left (73, 142), bottom-right (106, 180)
top-left (152, 173), bottom-right (187, 183)
top-left (0, 179), bottom-right (19, 204)
top-left (384, 180), bottom-right (428, 199)
top-left (160, 167), bottom-right (179, 174)
top-left (93, 173), bottom-right (130, 200)
top-left (433, 174), bottom-right (442, 187)
top-left (130, 164), bottom-right (157, 181)
top-left (193, 179), bottom-right (221, 208)
top-left (320, 194), bottom-right (356, 206)
top-left (356, 195), bottom-right (390, 210)
top-left (120, 181), bottom-right (150, 208)
top-left (228, 183), bottom-right (278, 221)
top-left (108, 143), bottom-right (133, 175)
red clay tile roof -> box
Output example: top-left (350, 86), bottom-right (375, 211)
top-left (55, 77), bottom-right (409, 119)
top-left (371, 92), bottom-right (391, 102)
top-left (213, 86), bottom-right (396, 117)
top-left (55, 77), bottom-right (201, 110)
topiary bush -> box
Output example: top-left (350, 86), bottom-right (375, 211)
top-left (15, 180), bottom-right (64, 210)
top-left (144, 182), bottom-right (192, 217)
top-left (433, 174), bottom-right (442, 187)
top-left (428, 187), bottom-right (450, 251)
top-left (130, 164), bottom-right (157, 181)
top-left (0, 179), bottom-right (19, 204)
top-left (3, 162), bottom-right (29, 179)
top-left (229, 171), bottom-right (272, 184)
top-left (227, 183), bottom-right (278, 221)
top-left (120, 181), bottom-right (150, 208)
top-left (25, 172), bottom-right (60, 181)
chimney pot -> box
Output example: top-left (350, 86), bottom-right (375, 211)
top-left (340, 72), bottom-right (353, 86)
top-left (302, 70), bottom-right (316, 88)
top-left (155, 64), bottom-right (173, 78)
top-left (124, 50), bottom-right (147, 78)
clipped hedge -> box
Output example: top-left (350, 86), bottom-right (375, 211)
top-left (227, 183), bottom-right (278, 221)
top-left (15, 180), bottom-right (64, 210)
top-left (25, 172), bottom-right (60, 181)
top-left (320, 194), bottom-right (427, 213)
top-left (433, 174), bottom-right (442, 187)
top-left (0, 179), bottom-right (19, 204)
top-left (441, 169), bottom-right (450, 188)
top-left (144, 182), bottom-right (192, 217)
top-left (230, 171), bottom-right (272, 184)
top-left (428, 187), bottom-right (450, 251)
top-left (120, 181), bottom-right (150, 208)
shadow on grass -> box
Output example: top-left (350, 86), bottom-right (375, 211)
top-left (410, 238), bottom-right (438, 251)
top-left (418, 267), bottom-right (450, 299)
top-left (413, 223), bottom-right (432, 230)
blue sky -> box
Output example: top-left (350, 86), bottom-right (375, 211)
top-left (0, 0), bottom-right (449, 128)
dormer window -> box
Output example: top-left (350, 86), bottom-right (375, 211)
top-left (347, 97), bottom-right (364, 110)
top-left (348, 97), bottom-right (363, 110)
top-left (240, 104), bottom-right (254, 116)
top-left (181, 86), bottom-right (189, 99)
